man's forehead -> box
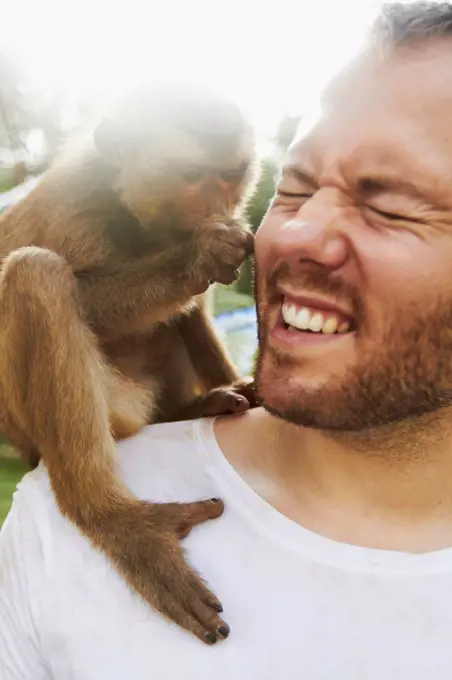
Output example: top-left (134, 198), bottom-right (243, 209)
top-left (282, 39), bottom-right (452, 183)
top-left (321, 38), bottom-right (452, 109)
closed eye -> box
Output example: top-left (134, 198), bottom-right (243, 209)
top-left (277, 190), bottom-right (313, 198)
top-left (368, 205), bottom-right (409, 221)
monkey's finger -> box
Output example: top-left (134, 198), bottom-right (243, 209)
top-left (211, 223), bottom-right (254, 253)
top-left (184, 572), bottom-right (224, 614)
top-left (163, 498), bottom-right (224, 539)
top-left (215, 244), bottom-right (250, 271)
top-left (153, 559), bottom-right (228, 644)
top-left (243, 229), bottom-right (255, 255)
top-left (232, 377), bottom-right (259, 408)
top-left (183, 574), bottom-right (231, 640)
top-left (181, 497), bottom-right (224, 529)
top-left (189, 594), bottom-right (231, 642)
top-left (158, 591), bottom-right (227, 645)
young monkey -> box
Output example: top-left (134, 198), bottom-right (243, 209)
top-left (0, 83), bottom-right (259, 644)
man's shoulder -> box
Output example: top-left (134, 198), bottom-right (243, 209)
top-left (115, 417), bottom-right (218, 502)
top-left (14, 418), bottom-right (218, 513)
top-left (116, 417), bottom-right (202, 464)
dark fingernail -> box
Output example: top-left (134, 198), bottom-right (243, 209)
top-left (210, 498), bottom-right (221, 503)
top-left (206, 633), bottom-right (217, 644)
top-left (212, 601), bottom-right (223, 612)
top-left (218, 626), bottom-right (230, 638)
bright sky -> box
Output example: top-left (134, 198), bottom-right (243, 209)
top-left (0, 0), bottom-right (383, 141)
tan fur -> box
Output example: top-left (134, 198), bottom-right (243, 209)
top-left (0, 84), bottom-right (259, 644)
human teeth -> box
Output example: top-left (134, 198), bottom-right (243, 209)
top-left (294, 307), bottom-right (311, 330)
top-left (283, 304), bottom-right (310, 329)
top-left (282, 302), bottom-right (351, 334)
top-left (322, 317), bottom-right (339, 334)
top-left (308, 313), bottom-right (324, 332)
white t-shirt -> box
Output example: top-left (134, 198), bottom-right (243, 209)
top-left (1, 417), bottom-right (452, 679)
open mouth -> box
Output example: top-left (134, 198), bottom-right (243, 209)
top-left (281, 301), bottom-right (353, 335)
top-left (269, 292), bottom-right (357, 349)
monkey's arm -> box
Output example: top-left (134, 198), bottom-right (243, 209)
top-left (156, 300), bottom-right (258, 423)
top-left (177, 299), bottom-right (239, 391)
top-left (179, 299), bottom-right (258, 402)
top-left (75, 224), bottom-right (253, 334)
top-left (75, 243), bottom-right (204, 332)
top-left (0, 246), bottom-right (229, 645)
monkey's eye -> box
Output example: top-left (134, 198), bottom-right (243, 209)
top-left (219, 163), bottom-right (248, 183)
top-left (219, 170), bottom-right (241, 182)
top-left (182, 168), bottom-right (205, 183)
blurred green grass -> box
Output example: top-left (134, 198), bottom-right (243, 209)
top-left (0, 447), bottom-right (26, 526)
top-left (212, 285), bottom-right (253, 315)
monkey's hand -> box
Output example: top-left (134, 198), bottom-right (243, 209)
top-left (105, 498), bottom-right (230, 645)
top-left (191, 222), bottom-right (254, 288)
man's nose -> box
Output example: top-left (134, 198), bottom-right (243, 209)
top-left (272, 200), bottom-right (350, 272)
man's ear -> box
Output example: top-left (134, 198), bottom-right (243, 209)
top-left (93, 118), bottom-right (124, 164)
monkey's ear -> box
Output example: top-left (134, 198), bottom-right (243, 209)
top-left (93, 118), bottom-right (124, 164)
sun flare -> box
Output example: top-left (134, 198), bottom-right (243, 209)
top-left (0, 0), bottom-right (380, 144)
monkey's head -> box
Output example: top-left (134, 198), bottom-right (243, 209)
top-left (93, 82), bottom-right (259, 237)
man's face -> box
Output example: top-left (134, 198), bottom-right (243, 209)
top-left (255, 39), bottom-right (452, 430)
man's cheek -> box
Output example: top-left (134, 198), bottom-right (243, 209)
top-left (254, 214), bottom-right (281, 271)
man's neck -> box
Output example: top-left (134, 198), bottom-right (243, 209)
top-left (215, 407), bottom-right (452, 553)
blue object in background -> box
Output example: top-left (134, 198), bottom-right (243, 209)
top-left (214, 306), bottom-right (258, 376)
top-left (0, 177), bottom-right (40, 214)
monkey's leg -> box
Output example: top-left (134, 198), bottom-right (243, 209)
top-left (177, 300), bottom-right (239, 391)
top-left (0, 246), bottom-right (231, 645)
top-left (170, 302), bottom-right (259, 420)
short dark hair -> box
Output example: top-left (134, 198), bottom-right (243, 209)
top-left (372, 2), bottom-right (452, 47)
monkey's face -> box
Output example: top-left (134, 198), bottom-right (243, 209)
top-left (114, 150), bottom-right (256, 237)
top-left (94, 84), bottom-right (259, 238)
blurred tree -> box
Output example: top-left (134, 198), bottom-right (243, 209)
top-left (235, 113), bottom-right (300, 297)
top-left (0, 47), bottom-right (99, 191)
top-left (235, 159), bottom-right (278, 296)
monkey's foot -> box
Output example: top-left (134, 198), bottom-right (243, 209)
top-left (231, 376), bottom-right (259, 409)
top-left (168, 381), bottom-right (258, 422)
top-left (192, 386), bottom-right (251, 417)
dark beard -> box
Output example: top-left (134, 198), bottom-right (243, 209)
top-left (254, 264), bottom-right (452, 431)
